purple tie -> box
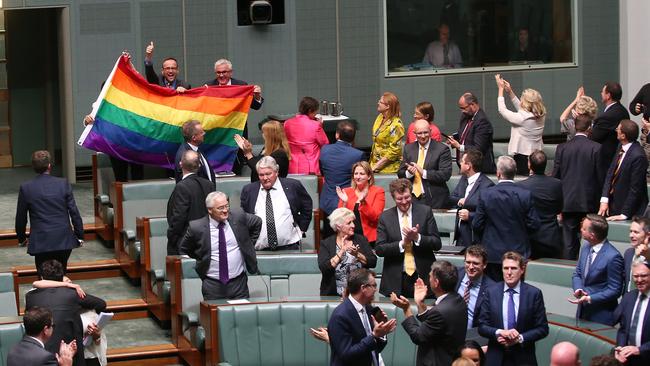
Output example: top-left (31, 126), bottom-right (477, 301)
top-left (507, 288), bottom-right (516, 329)
top-left (218, 221), bottom-right (229, 284)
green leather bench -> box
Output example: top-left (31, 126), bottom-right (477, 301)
top-left (138, 216), bottom-right (171, 323)
top-left (0, 317), bottom-right (24, 366)
top-left (373, 173), bottom-right (398, 210)
top-left (0, 273), bottom-right (17, 317)
top-left (607, 220), bottom-right (631, 254)
top-left (92, 152), bottom-right (116, 242)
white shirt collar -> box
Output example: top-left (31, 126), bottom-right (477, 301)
top-left (27, 336), bottom-right (45, 348)
top-left (591, 242), bottom-right (604, 254)
top-left (435, 293), bottom-right (449, 305)
top-left (188, 143), bottom-right (199, 151)
top-left (418, 140), bottom-right (431, 150)
top-left (348, 294), bottom-right (366, 313)
top-left (467, 172), bottom-right (481, 185)
top-left (182, 172), bottom-right (195, 180)
top-left (575, 132), bottom-right (589, 137)
top-left (621, 142), bottom-right (632, 152)
top-left (398, 205), bottom-right (413, 219)
top-left (498, 179), bottom-right (515, 184)
top-left (209, 216), bottom-right (226, 228)
top-left (259, 178), bottom-right (282, 191)
top-left (503, 281), bottom-right (522, 293)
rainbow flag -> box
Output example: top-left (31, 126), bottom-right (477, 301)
top-left (78, 54), bottom-right (253, 172)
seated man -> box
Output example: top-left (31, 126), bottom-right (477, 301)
top-left (422, 23), bottom-right (463, 68)
top-left (455, 245), bottom-right (495, 329)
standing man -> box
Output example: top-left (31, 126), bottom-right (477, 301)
top-left (591, 81), bottom-right (630, 170)
top-left (375, 178), bottom-right (442, 298)
top-left (240, 156), bottom-right (312, 251)
top-left (473, 156), bottom-right (540, 281)
top-left (398, 119), bottom-right (452, 209)
top-left (570, 214), bottom-right (624, 325)
top-left (456, 245), bottom-right (495, 329)
top-left (599, 120), bottom-right (649, 221)
top-left (328, 268), bottom-right (397, 366)
top-left (448, 150), bottom-right (494, 247)
top-left (614, 260), bottom-right (650, 366)
top-left (144, 41), bottom-right (191, 92)
top-left (166, 150), bottom-right (214, 255)
top-left (553, 115), bottom-right (604, 259)
top-left (16, 150), bottom-right (84, 275)
top-left (447, 92), bottom-right (496, 174)
top-left (517, 150), bottom-right (564, 259)
top-left (478, 251), bottom-right (549, 366)
top-left (624, 217), bottom-right (650, 293)
top-left (205, 59), bottom-right (263, 110)
top-left (179, 191), bottom-right (262, 300)
top-left (391, 261), bottom-right (467, 366)
top-left (174, 120), bottom-right (215, 184)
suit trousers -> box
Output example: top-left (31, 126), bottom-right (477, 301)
top-left (201, 272), bottom-right (249, 300)
top-left (35, 249), bottom-right (72, 277)
top-left (562, 212), bottom-right (586, 260)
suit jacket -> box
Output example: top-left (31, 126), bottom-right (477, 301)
top-left (402, 292), bottom-right (468, 366)
top-left (553, 135), bottom-right (604, 213)
top-left (397, 141), bottom-right (452, 209)
top-left (472, 182), bottom-right (541, 263)
top-left (338, 185), bottom-right (385, 243)
top-left (25, 287), bottom-right (107, 366)
top-left (245, 149), bottom-right (289, 182)
top-left (284, 114), bottom-right (330, 175)
top-left (456, 109), bottom-right (497, 174)
top-left (6, 336), bottom-right (58, 366)
top-left (448, 174), bottom-right (495, 247)
top-left (455, 268), bottom-right (496, 328)
top-left (174, 143), bottom-right (216, 183)
top-left (179, 210), bottom-right (261, 279)
top-left (15, 174), bottom-right (83, 254)
top-left (317, 233), bottom-right (377, 296)
top-left (166, 174), bottom-right (214, 255)
top-left (517, 174), bottom-right (564, 258)
top-left (601, 141), bottom-right (649, 218)
top-left (572, 240), bottom-right (624, 325)
top-left (478, 282), bottom-right (549, 366)
top-left (623, 247), bottom-right (636, 294)
top-left (144, 62), bottom-right (191, 89)
top-left (328, 297), bottom-right (387, 366)
top-left (320, 140), bottom-right (364, 215)
top-left (205, 77), bottom-right (263, 110)
top-left (240, 177), bottom-right (313, 233)
top-left (615, 289), bottom-right (650, 366)
top-left (375, 203), bottom-right (442, 296)
top-left (591, 102), bottom-right (630, 169)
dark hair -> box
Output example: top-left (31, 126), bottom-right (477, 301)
top-left (462, 150), bottom-right (483, 172)
top-left (574, 114), bottom-right (592, 132)
top-left (161, 57), bottom-right (178, 66)
top-left (632, 216), bottom-right (650, 234)
top-left (619, 119), bottom-right (639, 142)
top-left (528, 149), bottom-right (547, 175)
top-left (585, 214), bottom-right (608, 241)
top-left (23, 306), bottom-right (53, 337)
top-left (456, 340), bottom-right (486, 366)
top-left (298, 96), bottom-right (320, 115)
top-left (430, 261), bottom-right (458, 293)
top-left (346, 268), bottom-right (376, 295)
top-left (181, 150), bottom-right (200, 173)
top-left (415, 102), bottom-right (435, 122)
top-left (462, 92), bottom-right (478, 105)
top-left (604, 81), bottom-right (622, 102)
top-left (589, 354), bottom-right (621, 366)
top-left (502, 251), bottom-right (525, 269)
top-left (389, 178), bottom-right (412, 197)
top-left (465, 245), bottom-right (488, 265)
top-left (32, 150), bottom-right (51, 174)
top-left (182, 120), bottom-right (203, 143)
top-left (336, 120), bottom-right (356, 143)
top-left (41, 259), bottom-right (65, 281)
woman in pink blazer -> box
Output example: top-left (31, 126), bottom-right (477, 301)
top-left (284, 96), bottom-right (330, 175)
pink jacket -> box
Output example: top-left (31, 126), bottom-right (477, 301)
top-left (284, 114), bottom-right (329, 174)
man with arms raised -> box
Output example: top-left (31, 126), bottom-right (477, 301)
top-left (144, 41), bottom-right (190, 92)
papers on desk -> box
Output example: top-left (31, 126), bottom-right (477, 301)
top-left (83, 312), bottom-right (113, 347)
top-left (227, 299), bottom-right (251, 305)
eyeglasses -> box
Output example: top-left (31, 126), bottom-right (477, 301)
top-left (214, 204), bottom-right (230, 211)
top-left (163, 66), bottom-right (178, 71)
top-left (363, 283), bottom-right (378, 288)
top-left (216, 70), bottom-right (232, 75)
top-left (414, 131), bottom-right (430, 136)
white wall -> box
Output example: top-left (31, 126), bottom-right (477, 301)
top-left (620, 0), bottom-right (650, 121)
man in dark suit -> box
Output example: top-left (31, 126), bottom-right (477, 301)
top-left (614, 260), bottom-right (650, 366)
top-left (240, 156), bottom-right (312, 250)
top-left (328, 268), bottom-right (397, 366)
top-left (553, 115), bottom-right (604, 259)
top-left (599, 119), bottom-right (649, 221)
top-left (392, 260), bottom-right (467, 366)
top-left (179, 191), bottom-right (262, 300)
top-left (174, 120), bottom-right (216, 183)
top-left (15, 150), bottom-right (84, 275)
top-left (517, 150), bottom-right (563, 259)
top-left (144, 41), bottom-right (191, 91)
top-left (449, 150), bottom-right (494, 247)
top-left (375, 178), bottom-right (442, 298)
top-left (591, 81), bottom-right (630, 171)
top-left (624, 217), bottom-right (650, 293)
top-left (7, 307), bottom-right (76, 366)
top-left (205, 58), bottom-right (263, 110)
top-left (166, 150), bottom-right (215, 255)
top-left (473, 156), bottom-right (540, 281)
top-left (570, 214), bottom-right (624, 325)
top-left (25, 260), bottom-right (107, 366)
top-left (447, 92), bottom-right (497, 174)
top-left (398, 119), bottom-right (452, 209)
top-left (478, 251), bottom-right (549, 366)
top-left (456, 245), bottom-right (495, 329)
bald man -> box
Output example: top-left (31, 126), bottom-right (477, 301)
top-left (550, 341), bottom-right (581, 366)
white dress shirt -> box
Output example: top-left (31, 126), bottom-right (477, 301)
top-left (206, 217), bottom-right (245, 280)
top-left (405, 140), bottom-right (431, 182)
top-left (630, 290), bottom-right (649, 347)
top-left (253, 179), bottom-right (302, 249)
top-left (187, 142), bottom-right (212, 181)
top-left (600, 141), bottom-right (632, 212)
top-left (397, 205), bottom-right (421, 253)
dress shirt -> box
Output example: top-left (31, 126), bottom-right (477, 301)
top-left (630, 290), bottom-right (650, 346)
top-left (397, 205), bottom-right (421, 253)
top-left (405, 140), bottom-right (431, 180)
top-left (464, 172), bottom-right (481, 199)
top-left (457, 273), bottom-right (481, 328)
top-left (603, 102), bottom-right (617, 113)
top-left (601, 142), bottom-right (632, 209)
top-left (253, 179), bottom-right (302, 249)
top-left (501, 282), bottom-right (521, 331)
top-left (459, 110), bottom-right (479, 152)
top-left (27, 336), bottom-right (45, 348)
top-left (187, 143), bottom-right (212, 182)
top-left (206, 217), bottom-right (244, 280)
top-left (434, 293), bottom-right (449, 306)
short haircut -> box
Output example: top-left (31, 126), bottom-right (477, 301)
top-left (415, 102), bottom-right (435, 122)
top-left (214, 58), bottom-right (233, 70)
top-left (632, 216), bottom-right (650, 233)
top-left (389, 178), bottom-right (412, 197)
top-left (346, 268), bottom-right (376, 295)
top-left (382, 92), bottom-right (401, 120)
top-left (462, 92), bottom-right (478, 105)
top-left (298, 96), bottom-right (320, 115)
top-left (205, 191), bottom-right (228, 208)
top-left (328, 207), bottom-right (356, 231)
top-left (161, 57), bottom-right (178, 66)
top-left (528, 149), bottom-right (547, 175)
top-left (32, 150), bottom-right (51, 174)
top-left (496, 156), bottom-right (516, 180)
top-left (604, 81), bottom-right (622, 101)
top-left (351, 161), bottom-right (375, 188)
top-left (463, 149), bottom-right (483, 172)
top-left (23, 307), bottom-right (53, 337)
top-left (585, 214), bottom-right (608, 241)
top-left (574, 114), bottom-right (592, 132)
top-left (465, 245), bottom-right (488, 264)
top-left (256, 155), bottom-right (280, 172)
top-left (336, 120), bottom-right (356, 143)
top-left (181, 150), bottom-right (200, 173)
top-left (502, 251), bottom-right (525, 269)
top-left (619, 119), bottom-right (639, 141)
top-left (182, 120), bottom-right (202, 142)
top-left (40, 260), bottom-right (65, 281)
top-left (430, 260), bottom-right (459, 293)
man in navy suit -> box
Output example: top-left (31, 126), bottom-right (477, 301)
top-left (591, 81), bottom-right (630, 171)
top-left (624, 218), bottom-right (650, 293)
top-left (599, 119), bottom-right (649, 221)
top-left (15, 150), bottom-right (84, 275)
top-left (144, 41), bottom-right (191, 92)
top-left (205, 59), bottom-right (263, 110)
top-left (478, 251), bottom-right (549, 366)
top-left (570, 214), bottom-right (624, 325)
top-left (174, 120), bottom-right (216, 184)
top-left (473, 156), bottom-right (540, 281)
top-left (240, 156), bottom-right (312, 251)
top-left (449, 150), bottom-right (494, 247)
top-left (456, 245), bottom-right (495, 329)
top-left (328, 268), bottom-right (397, 366)
top-left (614, 260), bottom-right (650, 365)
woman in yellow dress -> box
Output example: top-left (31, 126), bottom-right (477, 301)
top-left (370, 92), bottom-right (404, 173)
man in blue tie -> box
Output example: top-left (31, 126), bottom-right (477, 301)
top-left (614, 260), bottom-right (650, 365)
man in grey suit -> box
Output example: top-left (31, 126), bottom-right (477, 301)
top-left (179, 191), bottom-right (262, 300)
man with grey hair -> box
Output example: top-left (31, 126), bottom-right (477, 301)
top-left (550, 342), bottom-right (581, 366)
top-left (473, 155), bottom-right (540, 281)
top-left (240, 156), bottom-right (313, 250)
top-left (174, 120), bottom-right (215, 184)
top-left (205, 58), bottom-right (263, 110)
top-left (179, 191), bottom-right (261, 300)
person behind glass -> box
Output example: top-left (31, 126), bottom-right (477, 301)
top-left (509, 28), bottom-right (538, 62)
top-left (370, 92), bottom-right (405, 174)
top-left (422, 23), bottom-right (463, 68)
top-left (234, 120), bottom-right (290, 182)
top-left (559, 86), bottom-right (598, 141)
top-left (406, 102), bottom-right (441, 144)
top-left (495, 74), bottom-right (546, 175)
top-left (336, 161), bottom-right (386, 247)
top-left (283, 96), bottom-right (329, 175)
top-left (318, 207), bottom-right (377, 296)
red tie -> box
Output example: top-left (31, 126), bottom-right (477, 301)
top-left (460, 118), bottom-right (474, 144)
top-left (609, 149), bottom-right (624, 195)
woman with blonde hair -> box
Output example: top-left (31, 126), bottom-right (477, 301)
top-left (370, 92), bottom-right (404, 173)
top-left (234, 120), bottom-right (290, 182)
top-left (559, 86), bottom-right (599, 140)
top-left (495, 74), bottom-right (546, 175)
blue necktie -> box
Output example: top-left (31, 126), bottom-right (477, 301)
top-left (507, 288), bottom-right (516, 329)
top-left (218, 222), bottom-right (229, 284)
top-left (628, 294), bottom-right (647, 346)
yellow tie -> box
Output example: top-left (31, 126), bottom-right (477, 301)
top-left (402, 212), bottom-right (416, 276)
top-left (412, 145), bottom-right (425, 197)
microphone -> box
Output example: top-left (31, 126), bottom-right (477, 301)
top-left (257, 270), bottom-right (270, 302)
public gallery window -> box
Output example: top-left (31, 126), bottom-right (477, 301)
top-left (384, 0), bottom-right (576, 77)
